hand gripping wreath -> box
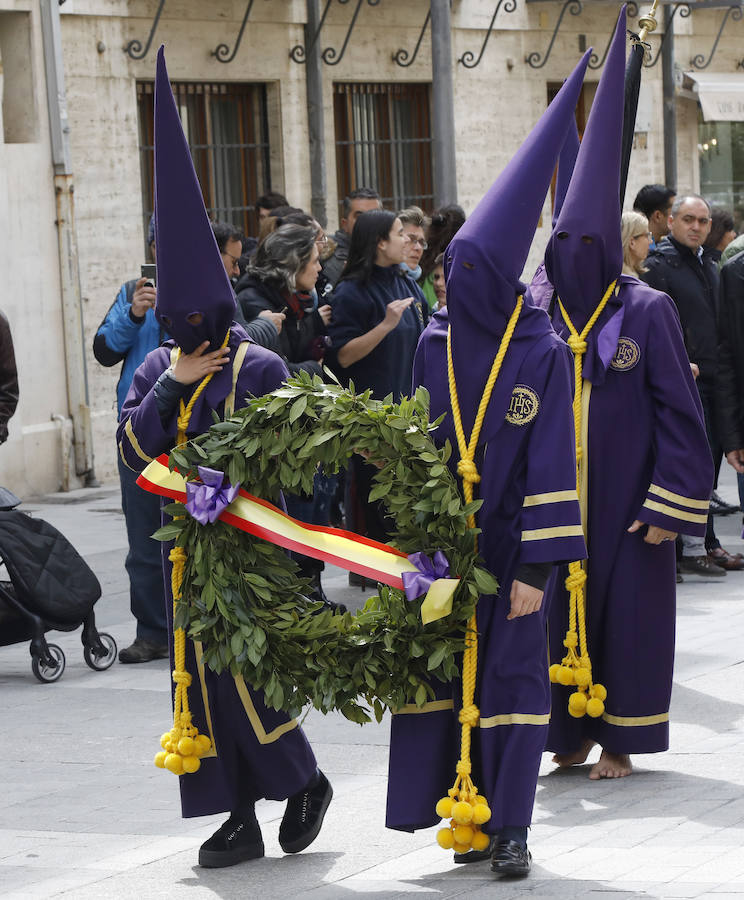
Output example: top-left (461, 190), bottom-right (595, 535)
top-left (138, 367), bottom-right (503, 851)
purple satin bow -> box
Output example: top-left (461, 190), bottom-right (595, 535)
top-left (402, 551), bottom-right (451, 601)
top-left (185, 467), bottom-right (240, 525)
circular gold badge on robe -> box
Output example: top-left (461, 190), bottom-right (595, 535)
top-left (610, 337), bottom-right (641, 372)
top-left (505, 384), bottom-right (540, 426)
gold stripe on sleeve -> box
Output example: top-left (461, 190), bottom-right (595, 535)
top-left (642, 499), bottom-right (707, 525)
top-left (118, 440), bottom-right (136, 471)
top-left (602, 711), bottom-right (669, 727)
top-left (394, 699), bottom-right (455, 715)
top-left (124, 419), bottom-right (153, 464)
top-left (648, 484), bottom-right (710, 511)
top-left (523, 490), bottom-right (579, 508)
top-left (521, 524), bottom-right (584, 542)
top-left (479, 713), bottom-right (550, 728)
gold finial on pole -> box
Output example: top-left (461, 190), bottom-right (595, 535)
top-left (637, 0), bottom-right (661, 43)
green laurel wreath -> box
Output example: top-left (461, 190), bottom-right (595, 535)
top-left (155, 370), bottom-right (499, 724)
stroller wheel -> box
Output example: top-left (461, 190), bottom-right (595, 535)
top-left (32, 644), bottom-right (65, 683)
top-left (83, 632), bottom-right (117, 671)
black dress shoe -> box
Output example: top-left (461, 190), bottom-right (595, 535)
top-left (678, 555), bottom-right (727, 577)
top-left (198, 812), bottom-right (264, 868)
top-left (279, 769), bottom-right (333, 854)
top-left (490, 839), bottom-right (531, 877)
top-left (118, 638), bottom-right (169, 663)
top-left (454, 836), bottom-right (496, 863)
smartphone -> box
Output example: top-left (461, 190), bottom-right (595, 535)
top-left (141, 264), bottom-right (157, 288)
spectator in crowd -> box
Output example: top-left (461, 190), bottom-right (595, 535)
top-left (633, 184), bottom-right (676, 248)
top-left (211, 220), bottom-right (284, 349)
top-left (418, 204), bottom-right (466, 309)
top-left (643, 194), bottom-right (742, 573)
top-left (322, 187), bottom-right (382, 288)
top-left (715, 247), bottom-right (744, 517)
top-left (721, 230), bottom-right (744, 266)
top-left (397, 206), bottom-right (430, 283)
top-left (432, 252), bottom-right (446, 310)
top-left (0, 308), bottom-right (19, 445)
top-left (255, 191), bottom-right (289, 221)
top-left (93, 217), bottom-right (169, 663)
top-left (235, 223), bottom-right (335, 604)
top-left (329, 210), bottom-right (428, 549)
top-left (621, 211), bottom-right (652, 277)
top-left (704, 207), bottom-right (737, 264)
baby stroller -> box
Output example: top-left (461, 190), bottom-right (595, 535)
top-left (0, 488), bottom-right (117, 683)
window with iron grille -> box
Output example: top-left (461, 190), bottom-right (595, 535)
top-left (137, 81), bottom-right (272, 247)
top-left (333, 82), bottom-right (434, 219)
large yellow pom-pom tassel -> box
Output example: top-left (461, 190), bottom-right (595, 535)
top-left (436, 827), bottom-right (455, 850)
top-left (471, 830), bottom-right (491, 852)
top-left (452, 801), bottom-right (474, 824)
top-left (472, 803), bottom-right (491, 825)
top-left (557, 666), bottom-right (575, 686)
top-left (568, 691), bottom-right (588, 718)
top-left (574, 668), bottom-right (591, 688)
top-left (586, 696), bottom-right (605, 718)
top-left (548, 664), bottom-right (561, 683)
top-left (435, 797), bottom-right (454, 819)
top-left (590, 683), bottom-right (607, 701)
top-left (154, 751), bottom-right (167, 768)
top-left (156, 727), bottom-right (211, 774)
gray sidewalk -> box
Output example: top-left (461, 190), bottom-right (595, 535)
top-left (1, 469), bottom-right (743, 899)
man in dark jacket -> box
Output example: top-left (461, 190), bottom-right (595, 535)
top-left (0, 309), bottom-right (19, 445)
top-left (643, 194), bottom-right (742, 574)
top-left (321, 187), bottom-right (382, 287)
top-left (715, 250), bottom-right (744, 512)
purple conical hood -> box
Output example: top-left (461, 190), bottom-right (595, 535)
top-left (445, 48), bottom-right (591, 341)
top-left (545, 7), bottom-right (626, 326)
top-left (552, 117), bottom-right (580, 227)
top-left (153, 46), bottom-right (236, 354)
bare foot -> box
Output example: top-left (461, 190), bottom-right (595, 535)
top-left (589, 750), bottom-right (632, 780)
top-left (552, 738), bottom-right (596, 768)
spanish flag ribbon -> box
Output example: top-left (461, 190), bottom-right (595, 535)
top-left (137, 455), bottom-right (459, 622)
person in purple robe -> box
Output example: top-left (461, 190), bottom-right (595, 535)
top-left (116, 48), bottom-right (332, 868)
top-left (542, 9), bottom-right (713, 780)
top-left (385, 50), bottom-right (592, 878)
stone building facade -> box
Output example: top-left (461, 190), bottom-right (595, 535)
top-left (2, 0), bottom-right (743, 494)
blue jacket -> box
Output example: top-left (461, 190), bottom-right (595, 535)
top-left (93, 280), bottom-right (165, 416)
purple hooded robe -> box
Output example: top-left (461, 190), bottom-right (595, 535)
top-left (386, 50), bottom-right (592, 833)
top-left (543, 10), bottom-right (714, 756)
top-left (116, 48), bottom-right (317, 817)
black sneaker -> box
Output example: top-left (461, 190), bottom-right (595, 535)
top-left (490, 839), bottom-right (531, 877)
top-left (118, 638), bottom-right (169, 663)
top-left (279, 769), bottom-right (333, 854)
top-left (454, 836), bottom-right (496, 863)
top-left (710, 490), bottom-right (739, 515)
top-left (198, 812), bottom-right (264, 868)
top-left (678, 555), bottom-right (727, 578)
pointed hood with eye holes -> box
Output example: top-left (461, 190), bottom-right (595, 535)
top-left (553, 116), bottom-right (580, 228)
top-left (153, 46), bottom-right (236, 355)
top-left (545, 7), bottom-right (628, 385)
top-left (444, 48), bottom-right (591, 443)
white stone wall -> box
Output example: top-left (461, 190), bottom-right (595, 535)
top-left (1, 0), bottom-right (733, 494)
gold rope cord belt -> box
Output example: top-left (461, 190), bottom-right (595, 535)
top-left (154, 329), bottom-right (231, 776)
top-left (548, 280), bottom-right (617, 719)
top-left (433, 295), bottom-right (522, 855)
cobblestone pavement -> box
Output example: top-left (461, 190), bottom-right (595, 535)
top-left (1, 468), bottom-right (743, 899)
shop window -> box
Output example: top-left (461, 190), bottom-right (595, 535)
top-left (137, 81), bottom-right (272, 247)
top-left (699, 116), bottom-right (744, 228)
top-left (333, 82), bottom-right (433, 218)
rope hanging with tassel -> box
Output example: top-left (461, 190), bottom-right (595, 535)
top-left (154, 330), bottom-right (231, 775)
top-left (548, 281), bottom-right (617, 719)
top-left (434, 296), bottom-right (523, 855)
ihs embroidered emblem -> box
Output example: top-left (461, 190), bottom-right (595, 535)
top-left (505, 385), bottom-right (540, 426)
top-left (610, 337), bottom-right (641, 372)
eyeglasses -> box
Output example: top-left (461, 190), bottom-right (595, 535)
top-left (315, 235), bottom-right (328, 245)
top-left (406, 237), bottom-right (428, 249)
top-left (223, 251), bottom-right (240, 268)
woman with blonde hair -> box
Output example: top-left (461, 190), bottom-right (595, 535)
top-left (621, 210), bottom-right (652, 276)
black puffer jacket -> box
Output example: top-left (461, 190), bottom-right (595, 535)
top-left (643, 236), bottom-right (720, 388)
top-left (0, 310), bottom-right (19, 444)
top-left (234, 274), bottom-right (326, 377)
top-left (715, 250), bottom-right (744, 452)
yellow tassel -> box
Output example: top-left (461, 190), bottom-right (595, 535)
top-left (554, 284), bottom-right (616, 717)
top-left (437, 297), bottom-right (523, 851)
top-left (154, 331), bottom-right (230, 775)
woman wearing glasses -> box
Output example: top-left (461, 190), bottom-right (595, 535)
top-left (398, 206), bottom-right (430, 283)
top-left (621, 211), bottom-right (653, 278)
